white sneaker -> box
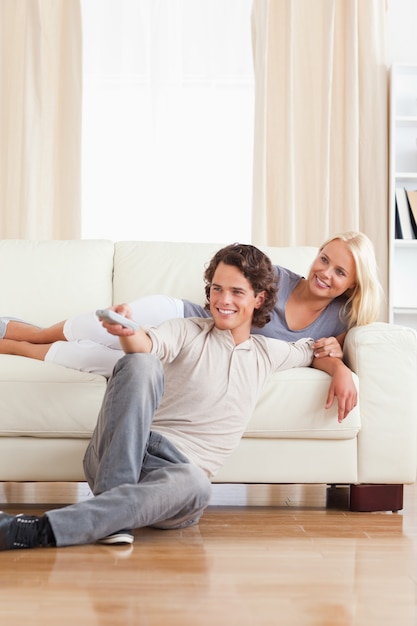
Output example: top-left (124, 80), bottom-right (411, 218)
top-left (98, 529), bottom-right (134, 545)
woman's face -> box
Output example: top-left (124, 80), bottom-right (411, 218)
top-left (307, 239), bottom-right (356, 300)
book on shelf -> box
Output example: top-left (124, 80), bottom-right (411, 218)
top-left (395, 205), bottom-right (403, 239)
top-left (406, 189), bottom-right (417, 235)
top-left (395, 187), bottom-right (417, 240)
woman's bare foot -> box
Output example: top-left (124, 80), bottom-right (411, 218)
top-left (3, 320), bottom-right (66, 344)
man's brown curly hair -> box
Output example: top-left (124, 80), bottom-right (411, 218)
top-left (203, 243), bottom-right (278, 328)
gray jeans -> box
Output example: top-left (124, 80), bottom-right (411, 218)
top-left (47, 353), bottom-right (212, 546)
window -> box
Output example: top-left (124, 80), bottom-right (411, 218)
top-left (81, 0), bottom-right (254, 243)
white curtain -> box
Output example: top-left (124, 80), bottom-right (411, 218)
top-left (81, 0), bottom-right (254, 244)
top-left (251, 0), bottom-right (388, 305)
top-left (0, 0), bottom-right (82, 239)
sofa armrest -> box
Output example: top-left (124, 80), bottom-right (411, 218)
top-left (344, 322), bottom-right (417, 484)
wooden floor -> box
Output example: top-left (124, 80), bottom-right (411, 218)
top-left (1, 481), bottom-right (417, 625)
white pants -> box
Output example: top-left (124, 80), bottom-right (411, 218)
top-left (45, 295), bottom-right (184, 377)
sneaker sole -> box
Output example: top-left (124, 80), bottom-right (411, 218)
top-left (98, 532), bottom-right (134, 545)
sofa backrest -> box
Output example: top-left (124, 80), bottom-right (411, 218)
top-left (113, 241), bottom-right (318, 305)
top-left (0, 239), bottom-right (319, 325)
top-left (0, 240), bottom-right (115, 326)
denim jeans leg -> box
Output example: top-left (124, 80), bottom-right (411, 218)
top-left (47, 353), bottom-right (214, 547)
top-left (142, 431), bottom-right (213, 529)
top-left (47, 461), bottom-right (212, 546)
top-left (83, 352), bottom-right (164, 495)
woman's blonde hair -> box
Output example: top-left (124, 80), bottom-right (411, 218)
top-left (318, 231), bottom-right (383, 329)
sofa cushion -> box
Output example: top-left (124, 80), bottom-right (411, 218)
top-left (0, 357), bottom-right (105, 437)
top-left (112, 241), bottom-right (318, 306)
top-left (0, 239), bottom-right (115, 326)
top-left (0, 358), bottom-right (359, 442)
top-left (113, 241), bottom-right (223, 305)
top-left (247, 368), bottom-right (360, 440)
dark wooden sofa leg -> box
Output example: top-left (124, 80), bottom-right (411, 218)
top-left (349, 484), bottom-right (404, 512)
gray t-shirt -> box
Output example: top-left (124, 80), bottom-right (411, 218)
top-left (183, 265), bottom-right (348, 341)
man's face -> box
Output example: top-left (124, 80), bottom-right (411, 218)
top-left (209, 262), bottom-right (265, 345)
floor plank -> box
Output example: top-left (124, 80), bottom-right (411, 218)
top-left (1, 482), bottom-right (416, 625)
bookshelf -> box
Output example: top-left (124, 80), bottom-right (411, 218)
top-left (389, 64), bottom-right (417, 330)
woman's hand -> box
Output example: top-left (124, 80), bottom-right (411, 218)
top-left (312, 356), bottom-right (357, 422)
top-left (313, 336), bottom-right (343, 359)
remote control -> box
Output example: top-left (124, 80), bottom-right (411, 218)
top-left (96, 309), bottom-right (139, 331)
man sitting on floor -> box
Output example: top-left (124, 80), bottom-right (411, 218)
top-left (0, 243), bottom-right (314, 551)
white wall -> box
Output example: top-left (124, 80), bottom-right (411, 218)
top-left (386, 0), bottom-right (417, 64)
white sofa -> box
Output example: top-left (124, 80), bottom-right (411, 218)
top-left (1, 239), bottom-right (416, 512)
